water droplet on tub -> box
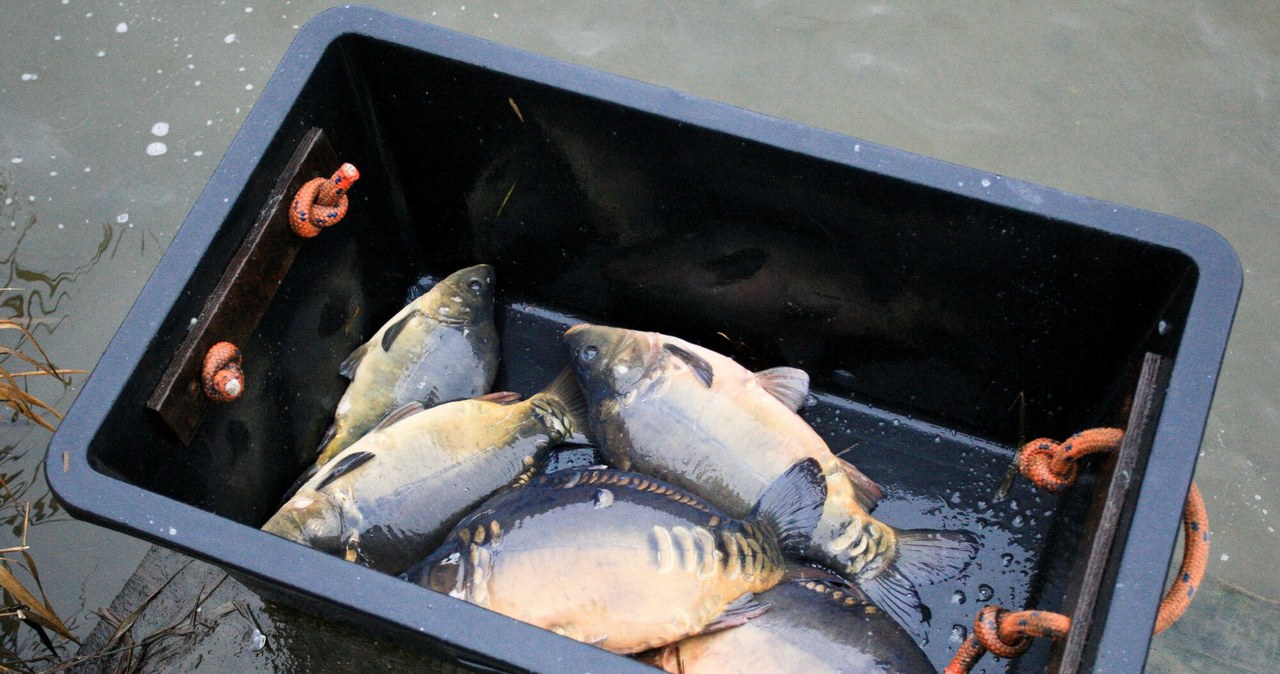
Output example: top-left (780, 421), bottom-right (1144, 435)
top-left (116, 213), bottom-right (129, 223)
top-left (146, 142), bottom-right (167, 156)
top-left (1157, 320), bottom-right (1170, 335)
top-left (151, 122), bottom-right (169, 137)
top-left (977, 584), bottom-right (994, 601)
top-left (949, 625), bottom-right (967, 645)
top-left (951, 590), bottom-right (966, 604)
top-left (249, 629), bottom-right (266, 651)
top-left (224, 33), bottom-right (237, 44)
top-left (116, 22), bottom-right (128, 33)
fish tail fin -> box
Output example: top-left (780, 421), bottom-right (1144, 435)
top-left (537, 367), bottom-right (593, 442)
top-left (860, 529), bottom-right (980, 634)
top-left (748, 458), bottom-right (827, 557)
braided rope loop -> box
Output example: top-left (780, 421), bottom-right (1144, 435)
top-left (1017, 427), bottom-right (1124, 493)
top-left (289, 163), bottom-right (360, 238)
top-left (948, 428), bottom-right (1210, 672)
top-left (202, 341), bottom-right (243, 402)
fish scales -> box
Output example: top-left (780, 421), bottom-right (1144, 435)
top-left (263, 371), bottom-right (585, 575)
top-left (404, 465), bottom-right (813, 654)
top-left (565, 324), bottom-right (979, 631)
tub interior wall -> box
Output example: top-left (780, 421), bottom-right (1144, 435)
top-left (80, 34), bottom-right (1203, 672)
top-left (352, 37), bottom-right (1193, 440)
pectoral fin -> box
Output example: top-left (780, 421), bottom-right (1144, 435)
top-left (664, 344), bottom-right (714, 388)
top-left (697, 593), bottom-right (769, 635)
top-left (371, 402), bottom-right (426, 433)
top-left (754, 366), bottom-right (809, 411)
top-left (315, 450), bottom-right (375, 491)
top-left (380, 311), bottom-right (417, 352)
top-left (338, 342), bottom-right (370, 379)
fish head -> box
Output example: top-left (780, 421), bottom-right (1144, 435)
top-left (564, 324), bottom-right (659, 401)
top-left (421, 264), bottom-right (496, 325)
top-left (264, 490), bottom-right (345, 553)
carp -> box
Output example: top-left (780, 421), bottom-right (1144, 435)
top-left (314, 264), bottom-right (499, 467)
top-left (643, 579), bottom-right (935, 673)
top-left (403, 459), bottom-right (828, 654)
top-left (263, 370), bottom-right (585, 575)
top-left (563, 324), bottom-right (978, 631)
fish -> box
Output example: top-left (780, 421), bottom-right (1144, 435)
top-left (641, 579), bottom-right (935, 674)
top-left (563, 324), bottom-right (978, 632)
top-left (313, 264), bottom-right (500, 467)
top-left (402, 458), bottom-right (829, 655)
top-left (262, 370), bottom-right (586, 575)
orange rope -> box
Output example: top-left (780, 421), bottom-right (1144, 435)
top-left (1017, 427), bottom-right (1125, 494)
top-left (289, 163), bottom-right (360, 238)
top-left (202, 341), bottom-right (243, 403)
top-left (1156, 482), bottom-right (1207, 634)
top-left (946, 429), bottom-right (1210, 673)
top-left (945, 606), bottom-right (1071, 674)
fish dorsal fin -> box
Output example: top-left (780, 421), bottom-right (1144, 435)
top-left (754, 366), bottom-right (809, 412)
top-left (380, 311), bottom-right (417, 352)
top-left (664, 343), bottom-right (714, 388)
top-left (315, 450), bottom-right (375, 491)
top-left (697, 592), bottom-right (770, 635)
top-left (837, 455), bottom-right (884, 512)
top-left (371, 402), bottom-right (425, 433)
top-left (338, 342), bottom-right (370, 379)
top-left (748, 458), bottom-right (827, 556)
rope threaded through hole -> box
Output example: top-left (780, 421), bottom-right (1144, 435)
top-left (202, 341), bottom-right (243, 403)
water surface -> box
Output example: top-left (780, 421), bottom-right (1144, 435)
top-left (0, 1), bottom-right (1274, 671)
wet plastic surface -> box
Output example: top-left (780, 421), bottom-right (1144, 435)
top-left (47, 6), bottom-right (1241, 673)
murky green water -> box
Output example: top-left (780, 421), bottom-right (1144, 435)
top-left (0, 1), bottom-right (1274, 671)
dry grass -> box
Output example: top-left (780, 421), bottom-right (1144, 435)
top-left (0, 311), bottom-right (84, 670)
top-left (0, 319), bottom-right (85, 432)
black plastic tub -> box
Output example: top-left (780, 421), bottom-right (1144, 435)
top-left (47, 6), bottom-right (1241, 673)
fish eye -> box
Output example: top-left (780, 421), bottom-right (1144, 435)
top-left (467, 279), bottom-right (483, 292)
top-left (581, 345), bottom-right (599, 361)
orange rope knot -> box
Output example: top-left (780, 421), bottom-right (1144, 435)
top-left (945, 605), bottom-right (1072, 674)
top-left (289, 163), bottom-right (360, 238)
top-left (1017, 427), bottom-right (1124, 493)
top-left (202, 341), bottom-right (244, 403)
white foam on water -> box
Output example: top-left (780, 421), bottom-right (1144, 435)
top-left (151, 122), bottom-right (169, 136)
top-left (146, 141), bottom-right (167, 156)
top-left (21, 73), bottom-right (37, 81)
top-left (116, 213), bottom-right (128, 223)
top-left (224, 33), bottom-right (236, 44)
top-left (115, 22), bottom-right (127, 33)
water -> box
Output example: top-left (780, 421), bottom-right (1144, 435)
top-left (0, 1), bottom-right (1276, 671)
